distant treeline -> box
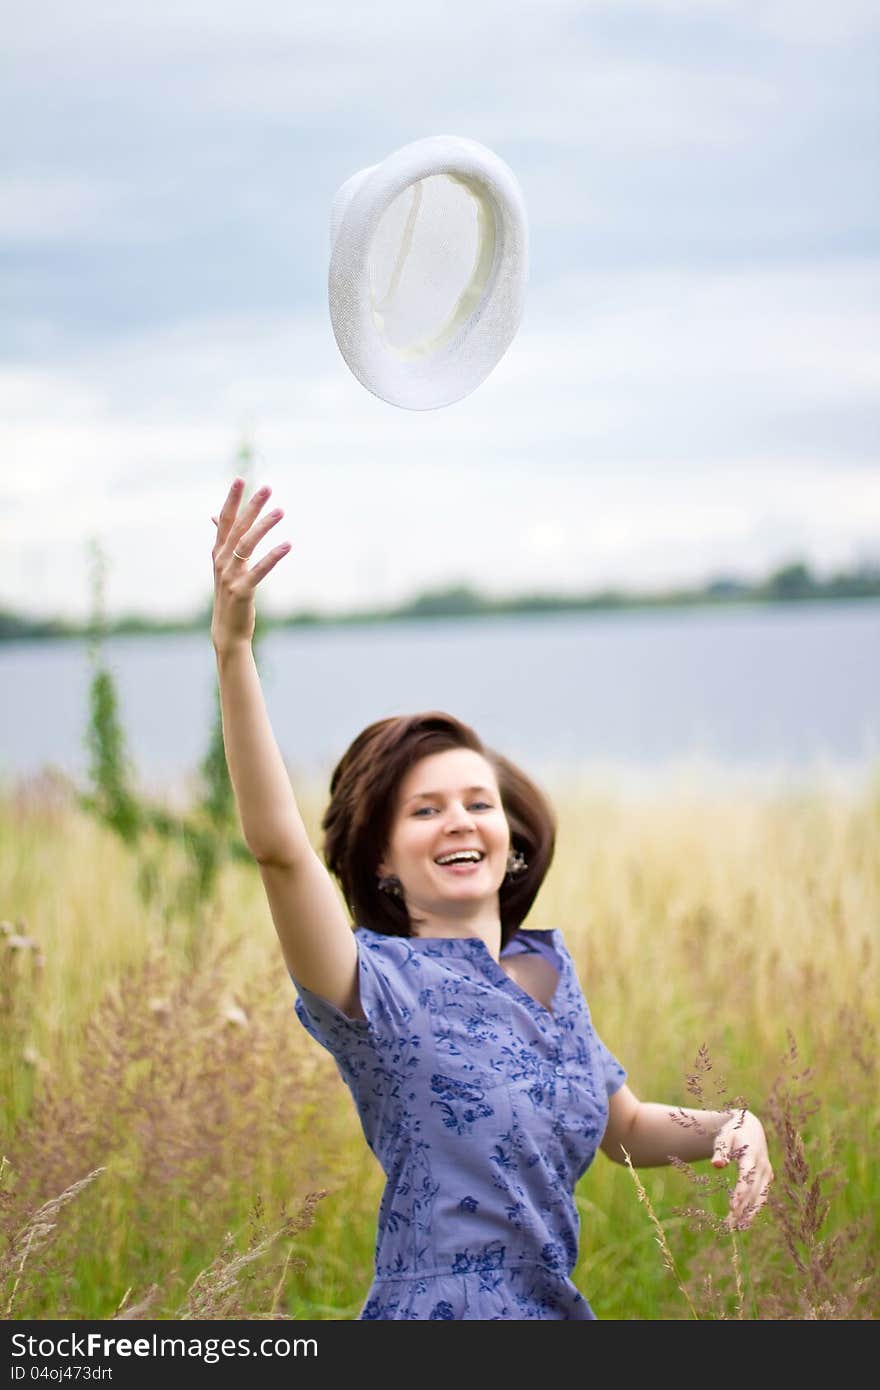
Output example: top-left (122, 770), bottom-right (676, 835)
top-left (3, 559), bottom-right (880, 643)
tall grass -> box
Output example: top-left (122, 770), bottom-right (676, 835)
top-left (1, 770), bottom-right (877, 1318)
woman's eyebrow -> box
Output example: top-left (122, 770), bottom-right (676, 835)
top-left (404, 785), bottom-right (495, 804)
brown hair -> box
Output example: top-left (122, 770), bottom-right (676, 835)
top-left (321, 711), bottom-right (556, 949)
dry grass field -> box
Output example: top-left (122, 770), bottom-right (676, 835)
top-left (1, 769), bottom-right (877, 1319)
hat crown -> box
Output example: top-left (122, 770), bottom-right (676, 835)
top-left (328, 136), bottom-right (528, 410)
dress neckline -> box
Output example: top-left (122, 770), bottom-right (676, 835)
top-left (404, 928), bottom-right (552, 954)
top-left (403, 930), bottom-right (563, 1021)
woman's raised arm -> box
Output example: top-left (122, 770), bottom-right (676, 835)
top-left (211, 478), bottom-right (362, 1017)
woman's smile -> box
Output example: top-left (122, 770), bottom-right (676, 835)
top-left (379, 747), bottom-right (511, 918)
top-left (433, 851), bottom-right (488, 877)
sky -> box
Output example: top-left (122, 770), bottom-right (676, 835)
top-left (2, 0), bottom-right (879, 621)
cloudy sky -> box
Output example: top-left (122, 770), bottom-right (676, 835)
top-left (3, 0), bottom-right (878, 621)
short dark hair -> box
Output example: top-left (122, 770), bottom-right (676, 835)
top-left (321, 711), bottom-right (556, 949)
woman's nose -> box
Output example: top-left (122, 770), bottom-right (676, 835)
top-left (444, 801), bottom-right (475, 831)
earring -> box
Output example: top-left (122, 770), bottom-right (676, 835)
top-left (505, 848), bottom-right (528, 880)
top-left (377, 874), bottom-right (403, 898)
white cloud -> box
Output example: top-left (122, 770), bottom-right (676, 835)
top-left (2, 2), bottom-right (877, 621)
top-left (0, 177), bottom-right (134, 241)
top-left (756, 0), bottom-right (880, 43)
top-left (2, 256), bottom-right (877, 621)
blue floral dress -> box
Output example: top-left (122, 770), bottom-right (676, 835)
top-left (292, 927), bottom-right (626, 1320)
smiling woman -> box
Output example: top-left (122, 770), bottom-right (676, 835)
top-left (210, 476), bottom-right (775, 1320)
top-left (321, 715), bottom-right (554, 955)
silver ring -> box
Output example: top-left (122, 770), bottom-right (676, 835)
top-left (232, 548), bottom-right (248, 561)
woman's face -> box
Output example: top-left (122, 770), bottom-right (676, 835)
top-left (378, 747), bottom-right (511, 920)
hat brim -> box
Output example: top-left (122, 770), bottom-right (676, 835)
top-left (328, 135), bottom-right (528, 411)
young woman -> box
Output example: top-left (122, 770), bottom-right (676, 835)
top-left (211, 477), bottom-right (774, 1321)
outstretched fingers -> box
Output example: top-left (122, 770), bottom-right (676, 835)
top-left (225, 483), bottom-right (272, 556)
top-left (212, 480), bottom-right (292, 586)
top-left (232, 505), bottom-right (285, 563)
top-left (215, 480), bottom-right (273, 556)
top-left (246, 540), bottom-right (292, 585)
top-left (215, 476), bottom-right (246, 547)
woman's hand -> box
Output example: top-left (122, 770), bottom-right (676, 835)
top-left (211, 477), bottom-right (290, 654)
top-left (711, 1109), bottom-right (774, 1230)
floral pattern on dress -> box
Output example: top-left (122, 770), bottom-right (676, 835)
top-left (293, 927), bottom-right (626, 1320)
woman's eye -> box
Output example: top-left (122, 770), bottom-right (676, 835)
top-left (470, 801), bottom-right (492, 811)
top-left (412, 806), bottom-right (436, 817)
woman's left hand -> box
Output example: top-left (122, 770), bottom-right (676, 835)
top-left (711, 1109), bottom-right (774, 1230)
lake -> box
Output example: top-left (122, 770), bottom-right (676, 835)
top-left (1, 601), bottom-right (878, 798)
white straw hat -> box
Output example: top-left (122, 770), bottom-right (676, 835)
top-left (328, 135), bottom-right (528, 410)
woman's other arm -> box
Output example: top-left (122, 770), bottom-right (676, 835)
top-left (600, 1083), bottom-right (774, 1229)
top-left (211, 478), bottom-right (362, 1018)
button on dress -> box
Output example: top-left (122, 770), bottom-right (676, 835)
top-left (292, 927), bottom-right (626, 1320)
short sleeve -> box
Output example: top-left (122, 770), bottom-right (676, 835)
top-left (291, 928), bottom-right (410, 1065)
top-left (543, 928), bottom-right (627, 1100)
top-left (594, 1031), bottom-right (627, 1098)
top-left (291, 931), bottom-right (419, 1156)
top-left (293, 978), bottom-right (370, 1057)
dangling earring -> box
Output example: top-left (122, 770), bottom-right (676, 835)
top-left (377, 874), bottom-right (403, 898)
top-left (505, 848), bottom-right (527, 881)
